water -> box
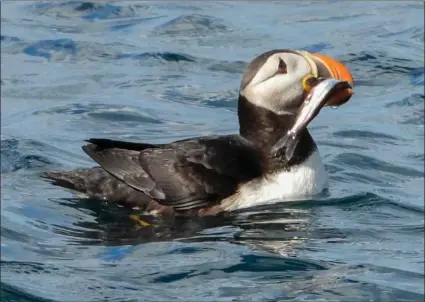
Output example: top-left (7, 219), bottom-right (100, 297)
top-left (1, 1), bottom-right (424, 301)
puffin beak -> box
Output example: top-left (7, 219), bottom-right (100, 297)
top-left (308, 52), bottom-right (355, 107)
top-left (311, 53), bottom-right (354, 84)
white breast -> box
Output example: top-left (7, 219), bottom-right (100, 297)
top-left (221, 150), bottom-right (328, 211)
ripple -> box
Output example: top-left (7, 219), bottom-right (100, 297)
top-left (33, 103), bottom-right (164, 125)
top-left (1, 261), bottom-right (56, 275)
top-left (109, 15), bottom-right (167, 32)
top-left (161, 89), bottom-right (238, 109)
top-left (88, 111), bottom-right (163, 124)
top-left (2, 36), bottom-right (136, 62)
top-left (348, 264), bottom-right (425, 296)
top-left (334, 152), bottom-right (424, 178)
top-left (152, 14), bottom-right (231, 37)
top-left (342, 50), bottom-right (424, 86)
top-left (402, 113), bottom-right (424, 126)
top-left (116, 51), bottom-right (196, 63)
top-left (19, 39), bottom-right (136, 62)
top-left (385, 94), bottom-right (425, 126)
top-left (153, 254), bottom-right (327, 284)
top-left (1, 226), bottom-right (33, 243)
top-left (0, 282), bottom-right (52, 302)
top-left (386, 93), bottom-right (424, 108)
top-left (302, 192), bottom-right (387, 208)
top-left (333, 130), bottom-right (401, 145)
top-left (312, 192), bottom-right (424, 216)
top-left (29, 1), bottom-right (143, 20)
top-left (407, 153), bottom-right (425, 162)
top-left (23, 38), bottom-right (77, 60)
top-left (1, 139), bottom-right (55, 173)
top-left (318, 141), bottom-right (368, 151)
top-left (208, 60), bottom-right (247, 74)
top-left (0, 35), bottom-right (23, 45)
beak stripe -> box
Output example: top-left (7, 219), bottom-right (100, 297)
top-left (295, 50), bottom-right (319, 78)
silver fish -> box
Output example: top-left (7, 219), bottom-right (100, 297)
top-left (271, 78), bottom-right (352, 162)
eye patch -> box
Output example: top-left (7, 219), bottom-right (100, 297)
top-left (277, 58), bottom-right (287, 74)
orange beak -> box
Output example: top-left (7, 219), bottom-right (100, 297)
top-left (310, 53), bottom-right (355, 107)
top-left (312, 53), bottom-right (354, 84)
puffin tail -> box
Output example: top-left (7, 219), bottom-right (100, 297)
top-left (41, 168), bottom-right (99, 193)
top-left (41, 167), bottom-right (154, 209)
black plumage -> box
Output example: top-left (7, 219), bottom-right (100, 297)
top-left (42, 49), bottom-right (320, 215)
top-left (42, 96), bottom-right (316, 215)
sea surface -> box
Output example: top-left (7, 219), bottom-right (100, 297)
top-left (1, 1), bottom-right (424, 301)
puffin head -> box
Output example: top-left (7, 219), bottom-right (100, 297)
top-left (239, 49), bottom-right (354, 114)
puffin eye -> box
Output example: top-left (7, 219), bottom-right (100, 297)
top-left (277, 58), bottom-right (287, 74)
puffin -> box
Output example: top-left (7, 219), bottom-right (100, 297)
top-left (42, 49), bottom-right (354, 217)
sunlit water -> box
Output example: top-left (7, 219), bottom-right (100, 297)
top-left (1, 2), bottom-right (424, 301)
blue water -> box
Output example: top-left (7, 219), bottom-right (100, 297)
top-left (1, 1), bottom-right (424, 301)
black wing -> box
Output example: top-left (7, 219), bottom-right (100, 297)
top-left (85, 138), bottom-right (159, 151)
top-left (82, 135), bottom-right (261, 211)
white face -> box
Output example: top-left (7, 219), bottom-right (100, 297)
top-left (240, 52), bottom-right (313, 114)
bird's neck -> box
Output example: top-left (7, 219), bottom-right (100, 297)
top-left (237, 94), bottom-right (317, 170)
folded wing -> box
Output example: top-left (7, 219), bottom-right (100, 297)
top-left (82, 135), bottom-right (261, 211)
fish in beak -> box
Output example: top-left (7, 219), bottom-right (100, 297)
top-left (272, 52), bottom-right (355, 162)
top-left (301, 51), bottom-right (355, 107)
